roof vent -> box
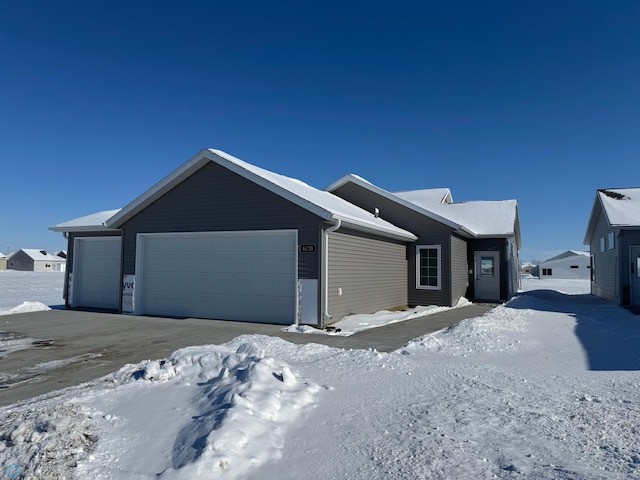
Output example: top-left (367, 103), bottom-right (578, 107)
top-left (40, 250), bottom-right (47, 256)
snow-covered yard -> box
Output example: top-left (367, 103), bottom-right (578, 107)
top-left (1, 275), bottom-right (640, 479)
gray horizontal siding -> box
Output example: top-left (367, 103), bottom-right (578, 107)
top-left (121, 162), bottom-right (321, 280)
top-left (590, 210), bottom-right (618, 302)
top-left (327, 229), bottom-right (407, 323)
top-left (332, 182), bottom-right (456, 306)
top-left (6, 251), bottom-right (32, 271)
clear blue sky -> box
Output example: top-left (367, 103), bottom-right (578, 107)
top-left (2, 1), bottom-right (639, 262)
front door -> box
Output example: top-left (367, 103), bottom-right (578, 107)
top-left (475, 251), bottom-right (501, 301)
top-left (631, 246), bottom-right (640, 306)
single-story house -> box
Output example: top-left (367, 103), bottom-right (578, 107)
top-left (50, 149), bottom-right (416, 326)
top-left (7, 249), bottom-right (67, 272)
top-left (0, 253), bottom-right (6, 270)
top-left (521, 262), bottom-right (535, 275)
top-left (584, 188), bottom-right (640, 307)
top-left (536, 250), bottom-right (590, 279)
top-left (50, 149), bottom-right (521, 326)
top-left (327, 175), bottom-right (521, 306)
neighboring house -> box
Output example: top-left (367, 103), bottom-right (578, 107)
top-left (50, 149), bottom-right (521, 326)
top-left (7, 249), bottom-right (66, 272)
top-left (521, 262), bottom-right (535, 275)
top-left (584, 188), bottom-right (640, 307)
top-left (327, 175), bottom-right (521, 306)
top-left (537, 251), bottom-right (590, 279)
top-left (50, 149), bottom-right (416, 326)
top-left (0, 253), bottom-right (6, 270)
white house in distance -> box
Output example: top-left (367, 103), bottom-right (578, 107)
top-left (538, 250), bottom-right (590, 280)
top-left (7, 249), bottom-right (67, 272)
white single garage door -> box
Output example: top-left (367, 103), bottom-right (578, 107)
top-left (73, 237), bottom-right (122, 310)
top-left (137, 230), bottom-right (297, 324)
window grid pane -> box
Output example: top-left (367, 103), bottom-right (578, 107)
top-left (419, 248), bottom-right (438, 287)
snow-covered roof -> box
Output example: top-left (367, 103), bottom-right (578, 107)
top-left (107, 149), bottom-right (417, 242)
top-left (326, 174), bottom-right (466, 232)
top-left (49, 209), bottom-right (122, 232)
top-left (584, 188), bottom-right (640, 244)
top-left (569, 250), bottom-right (590, 257)
top-left (392, 188), bottom-right (453, 205)
top-left (327, 174), bottom-right (520, 245)
top-left (598, 188), bottom-right (640, 226)
top-left (0, 253), bottom-right (5, 259)
top-left (542, 250), bottom-right (590, 263)
top-left (395, 192), bottom-right (519, 238)
top-left (16, 249), bottom-right (66, 262)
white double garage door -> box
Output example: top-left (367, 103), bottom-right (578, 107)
top-left (73, 231), bottom-right (298, 324)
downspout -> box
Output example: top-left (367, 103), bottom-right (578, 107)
top-left (321, 218), bottom-right (341, 329)
top-left (62, 232), bottom-right (69, 305)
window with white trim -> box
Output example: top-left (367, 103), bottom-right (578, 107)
top-left (416, 245), bottom-right (441, 289)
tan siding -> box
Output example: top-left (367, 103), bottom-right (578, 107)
top-left (332, 182), bottom-right (454, 306)
top-left (450, 235), bottom-right (469, 304)
top-left (327, 230), bottom-right (407, 323)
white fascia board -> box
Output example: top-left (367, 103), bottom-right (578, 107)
top-left (207, 149), bottom-right (333, 221)
top-left (106, 149), bottom-right (412, 240)
top-left (48, 225), bottom-right (120, 233)
top-left (325, 174), bottom-right (372, 192)
top-left (211, 152), bottom-right (414, 240)
top-left (326, 174), bottom-right (464, 232)
top-left (332, 214), bottom-right (417, 241)
top-left (583, 193), bottom-right (606, 245)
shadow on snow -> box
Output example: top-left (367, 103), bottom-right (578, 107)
top-left (506, 289), bottom-right (640, 371)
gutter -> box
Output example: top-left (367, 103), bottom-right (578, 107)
top-left (321, 218), bottom-right (341, 329)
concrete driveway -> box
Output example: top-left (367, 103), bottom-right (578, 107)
top-left (0, 304), bottom-right (493, 407)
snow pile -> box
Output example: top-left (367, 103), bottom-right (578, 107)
top-left (76, 342), bottom-right (322, 479)
top-left (283, 298), bottom-right (471, 336)
top-left (0, 271), bottom-right (64, 313)
top-left (0, 301), bottom-right (51, 316)
top-left (2, 277), bottom-right (640, 479)
top-left (404, 297), bottom-right (533, 355)
top-left (0, 402), bottom-right (97, 479)
top-left (333, 304), bottom-right (453, 335)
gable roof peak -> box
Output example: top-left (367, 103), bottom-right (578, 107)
top-left (104, 149), bottom-right (416, 242)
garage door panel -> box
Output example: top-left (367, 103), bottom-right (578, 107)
top-left (74, 237), bottom-right (121, 310)
top-left (138, 231), bottom-right (297, 323)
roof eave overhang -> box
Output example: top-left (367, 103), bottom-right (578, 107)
top-left (107, 149), bottom-right (337, 229)
top-left (583, 193), bottom-right (605, 245)
top-left (48, 225), bottom-right (122, 233)
top-left (107, 149), bottom-right (214, 228)
top-left (327, 174), bottom-right (463, 231)
top-left (333, 215), bottom-right (418, 242)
